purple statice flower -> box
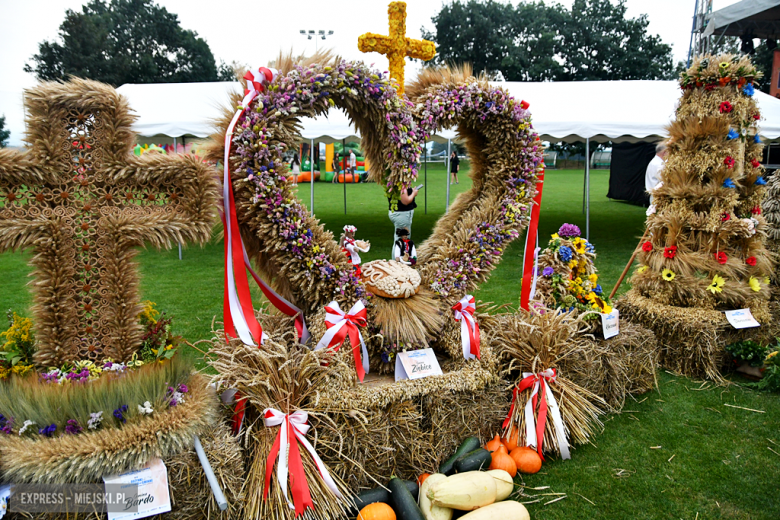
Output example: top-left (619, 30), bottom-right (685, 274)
top-left (558, 223), bottom-right (581, 238)
top-left (113, 405), bottom-right (128, 423)
top-left (178, 383), bottom-right (188, 394)
top-left (39, 423), bottom-right (57, 437)
top-left (1, 416), bottom-right (13, 435)
top-left (65, 419), bottom-right (82, 435)
top-left (543, 266), bottom-right (555, 277)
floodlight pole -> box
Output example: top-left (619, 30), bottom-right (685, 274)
top-left (445, 139), bottom-right (451, 211)
top-left (300, 29), bottom-right (335, 53)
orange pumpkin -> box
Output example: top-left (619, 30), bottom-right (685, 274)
top-left (510, 446), bottom-right (542, 474)
top-left (501, 427), bottom-right (519, 452)
top-left (484, 434), bottom-right (503, 453)
top-left (417, 473), bottom-right (431, 486)
top-left (490, 444), bottom-right (517, 477)
top-left (358, 502), bottom-right (396, 520)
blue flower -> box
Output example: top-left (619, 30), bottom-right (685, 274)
top-left (586, 242), bottom-right (596, 253)
top-left (743, 83), bottom-right (755, 97)
top-left (727, 129), bottom-right (739, 140)
top-left (39, 424), bottom-right (56, 437)
top-left (723, 178), bottom-right (736, 189)
top-left (755, 176), bottom-right (767, 185)
top-left (594, 284), bottom-right (603, 295)
top-left (755, 134), bottom-right (762, 144)
top-left (559, 245), bottom-right (574, 263)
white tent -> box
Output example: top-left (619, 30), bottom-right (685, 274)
top-left (702, 0), bottom-right (780, 40)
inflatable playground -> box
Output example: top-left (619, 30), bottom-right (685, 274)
top-left (297, 142), bottom-right (371, 183)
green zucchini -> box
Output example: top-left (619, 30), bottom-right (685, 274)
top-left (347, 480), bottom-right (419, 517)
top-left (439, 436), bottom-right (481, 475)
top-left (454, 448), bottom-right (492, 473)
top-left (389, 476), bottom-right (426, 520)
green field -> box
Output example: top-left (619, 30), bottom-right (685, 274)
top-left (1, 163), bottom-right (778, 519)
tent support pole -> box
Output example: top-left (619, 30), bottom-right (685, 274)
top-left (585, 138), bottom-right (591, 241)
top-left (445, 139), bottom-right (451, 211)
top-left (310, 139), bottom-right (315, 214)
top-left (343, 139), bottom-right (347, 215)
top-left (424, 141), bottom-right (428, 214)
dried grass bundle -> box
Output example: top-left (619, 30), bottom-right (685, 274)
top-left (207, 334), bottom-right (355, 520)
top-left (0, 373), bottom-right (218, 484)
top-left (369, 288), bottom-right (446, 348)
top-left (490, 310), bottom-right (606, 457)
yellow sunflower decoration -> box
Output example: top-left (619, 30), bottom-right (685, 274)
top-left (662, 268), bottom-right (676, 282)
top-left (707, 274), bottom-right (725, 294)
top-left (749, 276), bottom-right (762, 292)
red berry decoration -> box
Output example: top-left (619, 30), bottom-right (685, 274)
top-left (642, 241), bottom-right (653, 252)
top-left (663, 246), bottom-right (678, 259)
top-left (721, 213), bottom-right (731, 222)
top-left (746, 256), bottom-right (757, 266)
top-left (715, 251), bottom-right (728, 265)
top-left (724, 156), bottom-right (735, 168)
top-left (719, 101), bottom-right (733, 113)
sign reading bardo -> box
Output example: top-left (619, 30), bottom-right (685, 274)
top-left (395, 348), bottom-right (444, 381)
top-left (103, 458), bottom-right (171, 520)
top-left (725, 308), bottom-right (760, 329)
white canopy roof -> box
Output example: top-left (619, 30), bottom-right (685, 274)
top-left (80, 79), bottom-right (780, 144)
top-left (702, 0), bottom-right (780, 39)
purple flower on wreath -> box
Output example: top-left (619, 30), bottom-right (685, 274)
top-left (65, 419), bottom-right (82, 435)
top-left (113, 405), bottom-right (128, 423)
top-left (559, 246), bottom-right (574, 263)
top-left (558, 223), bottom-right (581, 238)
top-left (1, 417), bottom-right (13, 435)
top-left (39, 424), bottom-right (56, 437)
top-left (542, 266), bottom-right (555, 277)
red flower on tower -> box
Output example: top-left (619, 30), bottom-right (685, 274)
top-left (719, 101), bottom-right (733, 113)
top-left (663, 246), bottom-right (678, 259)
top-left (724, 156), bottom-right (735, 168)
top-left (642, 241), bottom-right (653, 252)
top-left (715, 251), bottom-right (728, 265)
top-left (751, 158), bottom-right (761, 168)
top-left (746, 256), bottom-right (757, 266)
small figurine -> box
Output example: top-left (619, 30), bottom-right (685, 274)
top-left (340, 225), bottom-right (370, 276)
top-left (393, 228), bottom-right (417, 266)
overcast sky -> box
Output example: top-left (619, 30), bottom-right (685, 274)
top-left (0, 0), bottom-right (741, 146)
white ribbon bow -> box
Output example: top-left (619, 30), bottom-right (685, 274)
top-left (263, 408), bottom-right (342, 509)
top-left (314, 301), bottom-right (370, 378)
top-left (522, 369), bottom-right (571, 460)
top-left (452, 295), bottom-right (479, 361)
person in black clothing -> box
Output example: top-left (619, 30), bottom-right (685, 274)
top-left (388, 185), bottom-right (420, 256)
top-left (450, 151), bottom-right (460, 184)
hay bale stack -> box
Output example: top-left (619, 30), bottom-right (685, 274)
top-left (624, 54), bottom-right (773, 379)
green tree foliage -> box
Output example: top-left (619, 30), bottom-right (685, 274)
top-left (0, 115), bottom-right (9, 148)
top-left (24, 0), bottom-right (228, 86)
top-left (423, 0), bottom-right (676, 81)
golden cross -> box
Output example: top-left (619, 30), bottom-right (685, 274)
top-left (358, 1), bottom-right (436, 96)
top-left (0, 79), bottom-right (218, 366)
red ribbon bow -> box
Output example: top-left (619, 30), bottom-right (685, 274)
top-left (452, 295), bottom-right (480, 360)
top-left (244, 67), bottom-right (275, 96)
top-left (314, 301), bottom-right (370, 382)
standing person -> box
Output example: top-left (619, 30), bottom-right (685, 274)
top-left (349, 149), bottom-right (357, 177)
top-left (290, 152), bottom-right (300, 186)
top-left (332, 152), bottom-right (340, 183)
top-left (645, 142), bottom-right (667, 204)
top-left (449, 150), bottom-right (460, 184)
top-left (388, 185), bottom-right (420, 255)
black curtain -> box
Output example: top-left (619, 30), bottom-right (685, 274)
top-left (608, 142), bottom-right (657, 206)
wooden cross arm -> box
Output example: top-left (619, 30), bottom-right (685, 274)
top-left (104, 153), bottom-right (220, 245)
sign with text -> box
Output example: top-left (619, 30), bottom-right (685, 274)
top-left (725, 308), bottom-right (760, 329)
top-left (395, 348), bottom-right (443, 381)
top-left (601, 309), bottom-right (620, 339)
top-left (103, 458), bottom-right (171, 520)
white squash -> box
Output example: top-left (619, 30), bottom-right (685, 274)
top-left (427, 471), bottom-right (497, 510)
top-left (418, 473), bottom-right (453, 520)
top-left (486, 469), bottom-right (514, 501)
top-left (458, 501), bottom-right (530, 520)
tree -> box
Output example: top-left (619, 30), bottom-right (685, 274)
top-left (25, 0), bottom-right (226, 86)
top-left (0, 115), bottom-right (9, 148)
top-left (423, 0), bottom-right (676, 81)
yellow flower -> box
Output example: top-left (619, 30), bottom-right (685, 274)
top-left (749, 276), bottom-right (761, 292)
top-left (585, 292), bottom-right (597, 302)
top-left (637, 265), bottom-right (648, 273)
top-left (551, 233), bottom-right (559, 240)
top-left (602, 304), bottom-right (613, 314)
top-left (568, 259), bottom-right (578, 269)
top-left (707, 275), bottom-right (725, 294)
top-left (765, 276), bottom-right (771, 285)
top-left (574, 277), bottom-right (583, 285)
top-left (588, 274), bottom-right (598, 284)
top-left (662, 269), bottom-right (675, 281)
top-left (767, 351), bottom-right (778, 360)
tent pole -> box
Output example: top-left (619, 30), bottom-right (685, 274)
top-left (585, 138), bottom-right (591, 241)
top-left (445, 139), bottom-right (451, 211)
top-left (424, 141), bottom-right (428, 214)
top-left (343, 139), bottom-right (347, 215)
top-left (310, 139), bottom-right (315, 214)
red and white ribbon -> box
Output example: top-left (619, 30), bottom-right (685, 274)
top-left (502, 368), bottom-right (570, 461)
top-left (222, 66), bottom-right (311, 346)
top-left (314, 301), bottom-right (370, 382)
top-left (262, 408), bottom-right (342, 516)
top-left (452, 295), bottom-right (480, 360)
top-left (521, 165), bottom-right (545, 310)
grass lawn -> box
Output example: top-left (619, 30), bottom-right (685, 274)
top-left (1, 162), bottom-right (777, 518)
